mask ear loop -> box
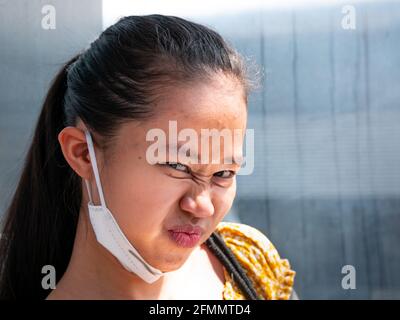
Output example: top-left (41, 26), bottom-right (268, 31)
top-left (84, 130), bottom-right (107, 209)
top-left (84, 179), bottom-right (94, 205)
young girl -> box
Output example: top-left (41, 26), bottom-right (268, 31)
top-left (0, 14), bottom-right (295, 300)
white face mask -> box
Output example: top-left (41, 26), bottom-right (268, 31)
top-left (83, 129), bottom-right (172, 284)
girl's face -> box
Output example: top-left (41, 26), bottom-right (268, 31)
top-left (89, 74), bottom-right (247, 271)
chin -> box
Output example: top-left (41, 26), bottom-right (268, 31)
top-left (159, 250), bottom-right (193, 270)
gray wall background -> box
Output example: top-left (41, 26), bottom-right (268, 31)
top-left (0, 1), bottom-right (102, 217)
top-left (1, 0), bottom-right (400, 299)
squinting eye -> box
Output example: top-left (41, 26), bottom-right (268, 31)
top-left (214, 170), bottom-right (236, 179)
top-left (165, 162), bottom-right (191, 173)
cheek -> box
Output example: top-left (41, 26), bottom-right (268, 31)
top-left (212, 180), bottom-right (237, 220)
top-left (102, 161), bottom-right (182, 239)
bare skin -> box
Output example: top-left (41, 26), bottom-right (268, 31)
top-left (47, 73), bottom-right (247, 299)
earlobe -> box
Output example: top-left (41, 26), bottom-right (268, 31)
top-left (58, 126), bottom-right (92, 180)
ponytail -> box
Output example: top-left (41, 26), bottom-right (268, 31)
top-left (0, 55), bottom-right (82, 299)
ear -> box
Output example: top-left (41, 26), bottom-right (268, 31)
top-left (58, 126), bottom-right (92, 180)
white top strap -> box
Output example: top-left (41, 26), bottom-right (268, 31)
top-left (85, 130), bottom-right (107, 209)
top-left (84, 179), bottom-right (93, 204)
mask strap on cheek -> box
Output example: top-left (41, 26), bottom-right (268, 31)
top-left (84, 130), bottom-right (107, 209)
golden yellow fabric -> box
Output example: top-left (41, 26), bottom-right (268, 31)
top-left (215, 222), bottom-right (296, 300)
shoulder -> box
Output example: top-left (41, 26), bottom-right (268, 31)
top-left (216, 221), bottom-right (296, 300)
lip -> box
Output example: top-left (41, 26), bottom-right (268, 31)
top-left (168, 224), bottom-right (205, 248)
top-left (169, 224), bottom-right (205, 235)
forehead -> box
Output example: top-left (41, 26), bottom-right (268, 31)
top-left (116, 74), bottom-right (248, 161)
top-left (149, 74), bottom-right (247, 131)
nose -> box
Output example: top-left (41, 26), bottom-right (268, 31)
top-left (179, 189), bottom-right (215, 219)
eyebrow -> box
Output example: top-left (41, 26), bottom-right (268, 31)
top-left (166, 143), bottom-right (243, 166)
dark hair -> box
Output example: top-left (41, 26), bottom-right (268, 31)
top-left (206, 232), bottom-right (261, 300)
top-left (0, 14), bottom-right (258, 299)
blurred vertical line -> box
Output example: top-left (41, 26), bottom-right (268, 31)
top-left (354, 7), bottom-right (371, 299)
top-left (259, 9), bottom-right (271, 237)
top-left (362, 6), bottom-right (386, 291)
top-left (291, 9), bottom-right (306, 239)
top-left (329, 6), bottom-right (348, 283)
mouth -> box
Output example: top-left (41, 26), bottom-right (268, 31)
top-left (167, 224), bottom-right (205, 248)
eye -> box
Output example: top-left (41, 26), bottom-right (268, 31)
top-left (214, 170), bottom-right (236, 179)
top-left (165, 162), bottom-right (191, 174)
